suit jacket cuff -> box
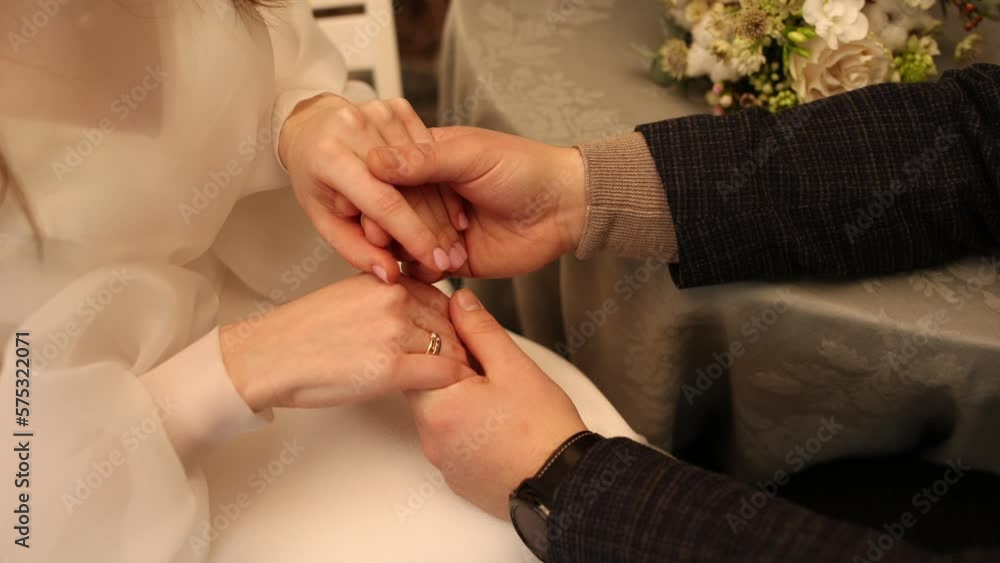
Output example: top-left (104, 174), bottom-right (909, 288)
top-left (575, 133), bottom-right (678, 261)
top-left (547, 437), bottom-right (679, 561)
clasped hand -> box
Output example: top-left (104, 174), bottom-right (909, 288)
top-left (227, 94), bottom-right (591, 520)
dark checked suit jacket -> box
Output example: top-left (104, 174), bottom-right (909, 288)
top-left (548, 64), bottom-right (1000, 562)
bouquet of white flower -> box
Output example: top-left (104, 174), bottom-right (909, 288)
top-left (651, 0), bottom-right (997, 113)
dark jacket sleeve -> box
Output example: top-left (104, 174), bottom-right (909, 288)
top-left (548, 438), bottom-right (996, 563)
top-left (637, 64), bottom-right (1000, 288)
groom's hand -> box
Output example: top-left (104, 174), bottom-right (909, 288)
top-left (365, 127), bottom-right (588, 282)
top-left (406, 289), bottom-right (587, 519)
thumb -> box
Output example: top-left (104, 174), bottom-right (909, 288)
top-left (449, 289), bottom-right (527, 373)
top-left (367, 136), bottom-right (496, 187)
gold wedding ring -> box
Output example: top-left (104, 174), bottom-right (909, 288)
top-left (425, 332), bottom-right (442, 356)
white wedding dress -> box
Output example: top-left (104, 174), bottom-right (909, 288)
top-left (0, 2), bottom-right (640, 562)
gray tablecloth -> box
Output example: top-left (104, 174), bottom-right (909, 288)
top-left (439, 0), bottom-right (1000, 480)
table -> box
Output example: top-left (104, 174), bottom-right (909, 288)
top-left (439, 0), bottom-right (1000, 480)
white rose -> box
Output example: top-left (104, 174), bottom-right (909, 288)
top-left (802, 0), bottom-right (870, 49)
top-left (789, 36), bottom-right (891, 103)
top-left (864, 0), bottom-right (939, 52)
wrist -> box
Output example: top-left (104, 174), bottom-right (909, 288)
top-left (218, 322), bottom-right (273, 413)
top-left (553, 146), bottom-right (587, 255)
top-left (509, 430), bottom-right (605, 561)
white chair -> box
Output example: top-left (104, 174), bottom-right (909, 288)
top-left (310, 0), bottom-right (404, 99)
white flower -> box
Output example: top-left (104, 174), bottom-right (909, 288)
top-left (789, 36), bottom-right (891, 103)
top-left (687, 43), bottom-right (743, 82)
top-left (685, 17), bottom-right (742, 82)
top-left (904, 0), bottom-right (935, 9)
top-left (864, 0), bottom-right (939, 52)
top-left (802, 0), bottom-right (870, 49)
top-left (668, 0), bottom-right (713, 30)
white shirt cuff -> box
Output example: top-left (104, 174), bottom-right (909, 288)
top-left (139, 327), bottom-right (272, 462)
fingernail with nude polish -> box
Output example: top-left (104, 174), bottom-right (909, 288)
top-left (449, 242), bottom-right (467, 269)
top-left (433, 247), bottom-right (451, 271)
top-left (372, 265), bottom-right (389, 284)
top-left (457, 212), bottom-right (470, 231)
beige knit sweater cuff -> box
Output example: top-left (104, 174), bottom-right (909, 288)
top-left (574, 132), bottom-right (678, 262)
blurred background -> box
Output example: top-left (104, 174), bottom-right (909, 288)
top-left (393, 0), bottom-right (451, 125)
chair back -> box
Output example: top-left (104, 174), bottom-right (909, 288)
top-left (310, 0), bottom-right (403, 99)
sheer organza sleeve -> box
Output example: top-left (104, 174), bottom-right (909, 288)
top-left (0, 261), bottom-right (263, 563)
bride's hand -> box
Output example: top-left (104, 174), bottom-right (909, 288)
top-left (279, 94), bottom-right (467, 283)
top-left (219, 274), bottom-right (475, 411)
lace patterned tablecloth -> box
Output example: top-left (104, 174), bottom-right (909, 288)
top-left (440, 0), bottom-right (1000, 479)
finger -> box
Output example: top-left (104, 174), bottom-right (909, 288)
top-left (421, 186), bottom-right (466, 270)
top-left (366, 138), bottom-right (497, 188)
top-left (392, 355), bottom-right (478, 392)
top-left (390, 184), bottom-right (463, 272)
top-left (316, 150), bottom-right (447, 273)
top-left (388, 98), bottom-right (434, 144)
top-left (389, 242), bottom-right (416, 263)
top-left (397, 276), bottom-right (451, 317)
top-left (440, 186), bottom-right (469, 231)
top-left (361, 99), bottom-right (414, 146)
top-left (401, 260), bottom-right (448, 284)
top-left (429, 126), bottom-right (482, 143)
top-left (448, 288), bottom-right (527, 372)
top-left (407, 310), bottom-right (465, 364)
top-left (402, 253), bottom-right (472, 280)
top-left (308, 210), bottom-right (401, 284)
top-left (360, 124), bottom-right (452, 258)
top-left (362, 214), bottom-right (393, 248)
top-left (329, 193), bottom-right (361, 218)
